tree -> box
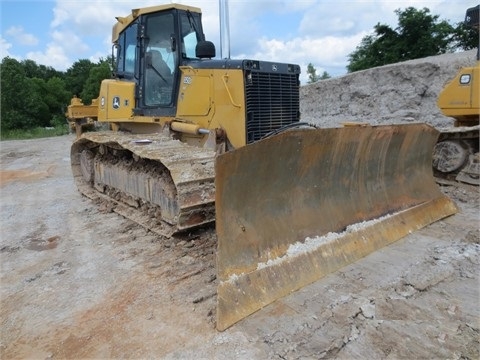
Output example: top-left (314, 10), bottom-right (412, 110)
top-left (80, 60), bottom-right (112, 104)
top-left (347, 7), bottom-right (458, 72)
top-left (28, 78), bottom-right (51, 127)
top-left (1, 57), bottom-right (34, 130)
top-left (65, 59), bottom-right (96, 97)
top-left (452, 20), bottom-right (480, 50)
top-left (1, 57), bottom-right (72, 131)
top-left (306, 63), bottom-right (319, 83)
top-left (307, 64), bottom-right (331, 83)
top-left (319, 71), bottom-right (331, 80)
top-left (1, 55), bottom-right (114, 132)
top-left (21, 59), bottom-right (62, 80)
top-left (44, 77), bottom-right (71, 122)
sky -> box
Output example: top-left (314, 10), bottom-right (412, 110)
top-left (0, 0), bottom-right (476, 83)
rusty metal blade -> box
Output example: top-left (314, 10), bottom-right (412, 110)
top-left (215, 124), bottom-right (457, 331)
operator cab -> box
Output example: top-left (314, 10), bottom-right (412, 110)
top-left (112, 6), bottom-right (214, 116)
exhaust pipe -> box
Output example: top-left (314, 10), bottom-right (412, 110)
top-left (219, 0), bottom-right (230, 59)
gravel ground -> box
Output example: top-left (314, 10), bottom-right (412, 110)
top-left (1, 50), bottom-right (479, 359)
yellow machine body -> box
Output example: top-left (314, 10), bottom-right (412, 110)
top-left (65, 96), bottom-right (99, 137)
top-left (434, 61), bottom-right (480, 185)
top-left (438, 62), bottom-right (480, 126)
top-left (95, 67), bottom-right (248, 149)
top-left (69, 2), bottom-right (458, 331)
top-left (433, 6), bottom-right (479, 185)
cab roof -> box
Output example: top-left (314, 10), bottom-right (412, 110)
top-left (112, 3), bottom-right (202, 43)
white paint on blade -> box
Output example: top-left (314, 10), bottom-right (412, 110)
top-left (255, 212), bottom-right (396, 271)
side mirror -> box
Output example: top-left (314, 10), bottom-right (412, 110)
top-left (196, 41), bottom-right (216, 59)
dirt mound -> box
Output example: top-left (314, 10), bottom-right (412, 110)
top-left (301, 50), bottom-right (477, 128)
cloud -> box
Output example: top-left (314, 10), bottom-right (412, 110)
top-left (5, 0), bottom-right (472, 74)
top-left (298, 2), bottom-right (394, 37)
top-left (26, 43), bottom-right (70, 71)
top-left (46, 0), bottom-right (167, 65)
top-left (19, 28), bottom-right (91, 71)
top-left (51, 0), bottom-right (171, 35)
top-left (226, 0), bottom-right (472, 81)
top-left (27, 0), bottom-right (122, 69)
top-left (51, 6), bottom-right (70, 28)
top-left (52, 1), bottom-right (124, 35)
top-left (237, 31), bottom-right (369, 82)
top-left (0, 36), bottom-right (13, 59)
top-left (5, 26), bottom-right (39, 46)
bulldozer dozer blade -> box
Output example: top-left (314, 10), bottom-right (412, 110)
top-left (215, 123), bottom-right (457, 331)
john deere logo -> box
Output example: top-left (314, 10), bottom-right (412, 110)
top-left (112, 96), bottom-right (120, 109)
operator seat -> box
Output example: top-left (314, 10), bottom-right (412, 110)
top-left (145, 50), bottom-right (173, 105)
top-left (148, 50), bottom-right (172, 79)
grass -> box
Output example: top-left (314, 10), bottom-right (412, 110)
top-left (1, 125), bottom-right (70, 141)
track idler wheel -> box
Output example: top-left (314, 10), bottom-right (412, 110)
top-left (433, 140), bottom-right (469, 173)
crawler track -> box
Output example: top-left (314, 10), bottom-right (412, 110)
top-left (433, 125), bottom-right (480, 185)
top-left (71, 132), bottom-right (216, 237)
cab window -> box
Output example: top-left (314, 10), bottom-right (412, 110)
top-left (116, 23), bottom-right (137, 77)
top-left (179, 12), bottom-right (202, 59)
top-left (144, 12), bottom-right (176, 106)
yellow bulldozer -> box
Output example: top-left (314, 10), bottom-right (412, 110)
top-left (66, 96), bottom-right (98, 137)
top-left (69, 2), bottom-right (457, 331)
top-left (435, 4), bottom-right (479, 185)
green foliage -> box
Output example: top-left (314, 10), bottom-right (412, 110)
top-left (1, 124), bottom-right (69, 140)
top-left (64, 59), bottom-right (96, 97)
top-left (1, 56), bottom-right (108, 135)
top-left (1, 57), bottom-right (37, 130)
top-left (306, 64), bottom-right (331, 83)
top-left (319, 71), bottom-right (331, 80)
top-left (347, 7), bottom-right (464, 72)
top-left (29, 78), bottom-right (53, 127)
top-left (81, 60), bottom-right (112, 104)
top-left (452, 20), bottom-right (480, 50)
top-left (51, 114), bottom-right (68, 128)
top-left (396, 7), bottom-right (454, 57)
top-left (22, 59), bottom-right (62, 80)
top-left (44, 77), bottom-right (72, 116)
top-left (306, 63), bottom-right (318, 83)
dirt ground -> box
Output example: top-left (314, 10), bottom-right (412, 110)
top-left (0, 134), bottom-right (478, 359)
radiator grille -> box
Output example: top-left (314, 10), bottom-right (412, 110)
top-left (245, 71), bottom-right (300, 144)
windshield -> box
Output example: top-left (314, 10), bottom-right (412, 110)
top-left (144, 12), bottom-right (176, 106)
